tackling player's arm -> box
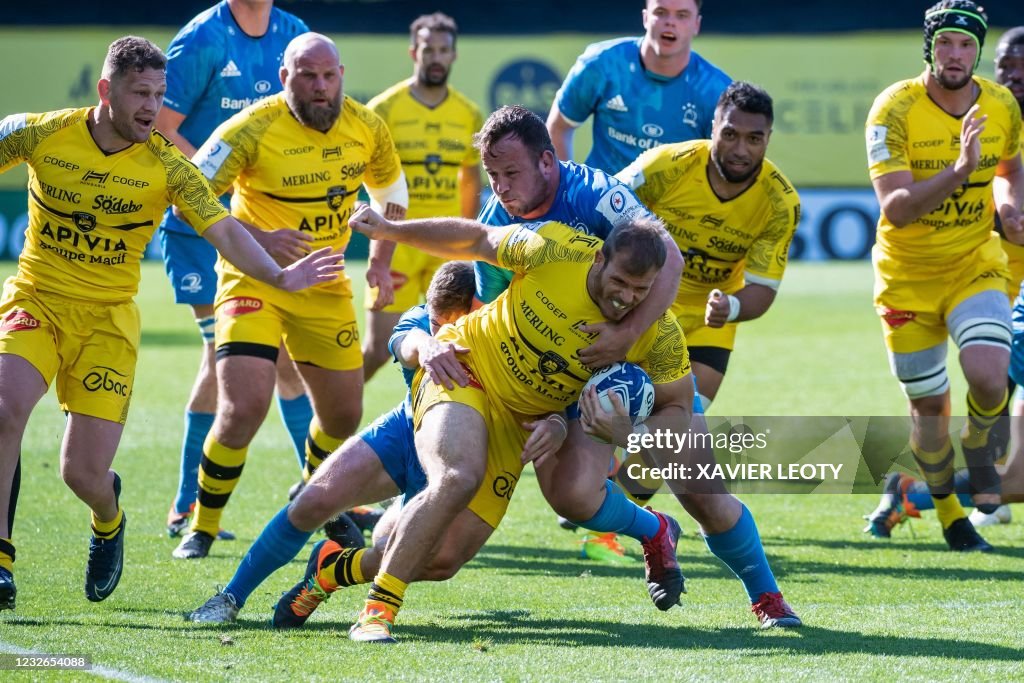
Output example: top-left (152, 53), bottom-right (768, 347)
top-left (579, 374), bottom-right (694, 449)
top-left (872, 104), bottom-right (985, 227)
top-left (154, 107), bottom-right (197, 158)
top-left (349, 205), bottom-right (510, 264)
top-left (546, 107), bottom-right (577, 163)
top-left (363, 114), bottom-right (410, 310)
top-left (393, 327), bottom-right (469, 390)
top-left (994, 150), bottom-right (1024, 242)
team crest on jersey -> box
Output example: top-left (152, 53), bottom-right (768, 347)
top-left (222, 297), bottom-right (263, 316)
top-left (682, 102), bottom-right (699, 129)
top-left (326, 186), bottom-right (347, 210)
top-left (424, 154), bottom-right (442, 175)
top-left (538, 350), bottom-right (569, 376)
top-left (1, 309), bottom-right (40, 332)
top-left (73, 211), bottom-right (97, 233)
top-left (881, 308), bottom-right (916, 328)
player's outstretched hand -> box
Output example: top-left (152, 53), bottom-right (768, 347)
top-left (276, 246), bottom-right (345, 291)
top-left (419, 337), bottom-right (470, 389)
top-left (521, 413), bottom-right (568, 467)
top-left (577, 322), bottom-right (633, 369)
top-left (1001, 205), bottom-right (1024, 245)
top-left (954, 104), bottom-right (986, 177)
top-left (256, 228), bottom-right (314, 267)
top-left (705, 289), bottom-right (730, 328)
top-left (366, 261), bottom-right (395, 311)
top-left (349, 204), bottom-right (391, 239)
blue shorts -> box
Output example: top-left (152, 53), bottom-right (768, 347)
top-left (359, 401), bottom-right (426, 503)
top-left (159, 224), bottom-right (218, 306)
top-left (1010, 288), bottom-right (1024, 387)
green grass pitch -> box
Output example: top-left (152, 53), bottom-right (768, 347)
top-left (1, 260), bottom-right (1022, 681)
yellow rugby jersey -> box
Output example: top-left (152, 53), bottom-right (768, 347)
top-left (618, 140), bottom-right (800, 300)
top-left (194, 93), bottom-right (402, 289)
top-left (433, 221), bottom-right (689, 416)
top-left (0, 108), bottom-right (228, 302)
top-left (866, 75), bottom-right (1021, 269)
top-left (368, 81), bottom-right (482, 219)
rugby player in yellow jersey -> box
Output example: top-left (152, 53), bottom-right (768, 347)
top-left (0, 36), bottom-right (344, 609)
top-left (865, 0), bottom-right (1024, 552)
top-left (617, 81), bottom-right (799, 409)
top-left (172, 33), bottom-right (408, 560)
top-left (361, 12), bottom-right (483, 380)
top-left (344, 205), bottom-right (803, 641)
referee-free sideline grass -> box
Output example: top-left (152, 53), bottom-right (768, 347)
top-left (2, 260), bottom-right (1022, 682)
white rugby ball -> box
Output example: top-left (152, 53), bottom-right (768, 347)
top-left (582, 362), bottom-right (655, 436)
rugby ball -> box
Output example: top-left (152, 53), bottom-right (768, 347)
top-left (582, 362), bottom-right (655, 435)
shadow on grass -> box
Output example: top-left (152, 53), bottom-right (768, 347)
top-left (140, 331), bottom-right (197, 347)
top-left (382, 609), bottom-right (1022, 659)
top-left (472, 543), bottom-right (1024, 584)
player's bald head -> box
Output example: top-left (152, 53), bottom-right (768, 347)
top-left (283, 33), bottom-right (340, 70)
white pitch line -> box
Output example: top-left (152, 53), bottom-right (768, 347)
top-left (0, 639), bottom-right (171, 683)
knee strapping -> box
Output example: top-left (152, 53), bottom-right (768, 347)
top-left (890, 346), bottom-right (949, 399)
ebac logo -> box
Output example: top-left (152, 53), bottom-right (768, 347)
top-left (489, 60), bottom-right (562, 117)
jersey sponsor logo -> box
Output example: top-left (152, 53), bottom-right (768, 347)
top-left (770, 171), bottom-right (794, 194)
top-left (0, 309), bottom-right (39, 332)
top-left (221, 96), bottom-right (261, 110)
top-left (682, 102), bottom-right (699, 129)
top-left (254, 79), bottom-right (272, 94)
top-left (389, 270), bottom-right (409, 289)
top-left (0, 112), bottom-right (27, 142)
top-left (866, 124), bottom-right (890, 163)
top-left (221, 296), bottom-right (263, 316)
top-left (606, 126), bottom-right (662, 152)
top-left (336, 321), bottom-right (359, 348)
top-left (339, 161), bottom-right (367, 181)
top-left (197, 139), bottom-right (233, 179)
top-left (912, 138), bottom-right (944, 148)
top-left (707, 235), bottom-right (747, 255)
top-left (81, 170), bottom-right (110, 187)
top-left (38, 180), bottom-right (81, 204)
top-left (72, 211), bottom-right (97, 233)
top-left (220, 60), bottom-right (242, 78)
top-left (284, 145), bottom-right (314, 156)
top-left (881, 308), bottom-right (916, 328)
top-left (700, 215), bottom-right (724, 229)
top-left (43, 155), bottom-right (80, 171)
top-left (425, 122), bottom-right (441, 134)
top-left (684, 247), bottom-right (733, 282)
top-left (322, 147), bottom-right (342, 161)
top-left (518, 298), bottom-right (567, 345)
top-left (111, 175), bottom-right (150, 189)
top-left (492, 471), bottom-right (518, 500)
top-left (641, 123), bottom-right (664, 138)
top-left (92, 194), bottom-right (142, 215)
top-left (437, 138), bottom-right (467, 152)
top-left (666, 223), bottom-right (700, 243)
top-left (605, 94), bottom-right (628, 112)
top-left (538, 350), bottom-right (569, 375)
top-left (83, 366), bottom-right (130, 396)
top-left (283, 170), bottom-right (331, 187)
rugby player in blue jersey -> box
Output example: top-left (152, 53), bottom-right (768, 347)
top-left (153, 1), bottom-right (314, 538)
top-left (546, 0), bottom-right (730, 174)
top-left (473, 105), bottom-right (800, 628)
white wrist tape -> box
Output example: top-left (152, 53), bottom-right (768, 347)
top-left (726, 294), bottom-right (741, 322)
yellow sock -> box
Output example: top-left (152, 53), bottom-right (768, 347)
top-left (91, 507), bottom-right (124, 539)
top-left (321, 547), bottom-right (366, 588)
top-left (961, 389), bottom-right (1008, 449)
top-left (193, 436), bottom-right (247, 536)
top-left (365, 571), bottom-right (407, 615)
top-left (303, 417), bottom-right (345, 481)
top-left (934, 494), bottom-right (966, 530)
top-left (0, 538), bottom-right (14, 573)
top-left (910, 439), bottom-right (955, 494)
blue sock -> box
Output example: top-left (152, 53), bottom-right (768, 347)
top-left (278, 393), bottom-right (313, 469)
top-left (573, 480), bottom-right (661, 541)
top-left (172, 411), bottom-right (215, 514)
top-left (225, 507), bottom-right (312, 608)
top-left (906, 471), bottom-right (972, 511)
top-left (703, 504), bottom-right (778, 603)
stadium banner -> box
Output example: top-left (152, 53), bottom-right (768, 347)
top-left (0, 28), bottom-right (1009, 259)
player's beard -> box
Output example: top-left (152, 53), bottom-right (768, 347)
top-left (712, 152), bottom-right (762, 185)
top-left (934, 63), bottom-right (973, 91)
top-left (418, 64), bottom-right (449, 87)
top-left (290, 90), bottom-right (342, 131)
